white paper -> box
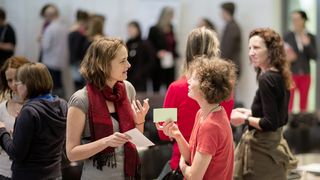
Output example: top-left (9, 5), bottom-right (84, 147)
top-left (295, 163), bottom-right (320, 173)
top-left (160, 52), bottom-right (174, 69)
top-left (124, 128), bottom-right (155, 147)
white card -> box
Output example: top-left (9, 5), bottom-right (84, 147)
top-left (124, 128), bottom-right (155, 147)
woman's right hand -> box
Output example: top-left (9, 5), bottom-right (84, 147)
top-left (156, 120), bottom-right (181, 139)
top-left (104, 132), bottom-right (131, 148)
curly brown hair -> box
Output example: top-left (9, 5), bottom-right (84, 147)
top-left (249, 28), bottom-right (292, 90)
top-left (188, 57), bottom-right (236, 104)
top-left (80, 37), bottom-right (126, 90)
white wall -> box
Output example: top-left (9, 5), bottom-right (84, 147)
top-left (1, 0), bottom-right (282, 107)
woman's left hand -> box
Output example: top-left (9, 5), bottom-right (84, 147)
top-left (132, 98), bottom-right (150, 124)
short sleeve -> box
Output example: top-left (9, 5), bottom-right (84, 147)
top-left (196, 123), bottom-right (220, 156)
top-left (124, 80), bottom-right (136, 103)
top-left (68, 88), bottom-right (88, 114)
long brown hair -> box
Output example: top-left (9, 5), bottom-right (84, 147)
top-left (0, 56), bottom-right (29, 98)
top-left (249, 28), bottom-right (292, 90)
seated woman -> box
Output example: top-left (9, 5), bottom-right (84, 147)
top-left (157, 56), bottom-right (236, 180)
top-left (0, 62), bottom-right (67, 180)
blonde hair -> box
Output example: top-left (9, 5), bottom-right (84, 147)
top-left (156, 6), bottom-right (174, 31)
top-left (184, 27), bottom-right (220, 73)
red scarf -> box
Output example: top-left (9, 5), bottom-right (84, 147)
top-left (87, 81), bottom-right (140, 178)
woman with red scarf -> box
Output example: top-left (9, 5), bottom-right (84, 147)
top-left (66, 37), bottom-right (149, 179)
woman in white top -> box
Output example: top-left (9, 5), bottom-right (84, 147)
top-left (0, 56), bottom-right (29, 179)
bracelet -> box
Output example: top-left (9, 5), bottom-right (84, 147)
top-left (135, 121), bottom-right (145, 125)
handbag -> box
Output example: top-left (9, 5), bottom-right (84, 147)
top-left (162, 168), bottom-right (183, 180)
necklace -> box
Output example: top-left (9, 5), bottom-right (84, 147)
top-left (202, 104), bottom-right (221, 121)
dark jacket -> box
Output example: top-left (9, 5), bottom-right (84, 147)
top-left (0, 96), bottom-right (67, 180)
top-left (220, 20), bottom-right (241, 77)
top-left (284, 31), bottom-right (317, 74)
top-left (148, 25), bottom-right (179, 59)
top-left (68, 30), bottom-right (90, 66)
top-left (0, 23), bottom-right (16, 64)
top-left (126, 37), bottom-right (155, 91)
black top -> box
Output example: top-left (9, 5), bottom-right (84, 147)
top-left (126, 37), bottom-right (155, 91)
top-left (148, 25), bottom-right (179, 58)
top-left (0, 24), bottom-right (16, 63)
top-left (284, 31), bottom-right (317, 74)
top-left (0, 97), bottom-right (67, 180)
top-left (68, 30), bottom-right (90, 65)
top-left (251, 71), bottom-right (290, 131)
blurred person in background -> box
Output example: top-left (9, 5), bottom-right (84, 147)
top-left (0, 7), bottom-right (16, 86)
top-left (148, 6), bottom-right (179, 92)
top-left (40, 4), bottom-right (69, 98)
top-left (284, 10), bottom-right (317, 113)
top-left (126, 21), bottom-right (155, 92)
top-left (69, 10), bottom-right (90, 90)
top-left (197, 18), bottom-right (216, 31)
top-left (220, 2), bottom-right (242, 79)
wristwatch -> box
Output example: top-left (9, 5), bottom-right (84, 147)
top-left (244, 115), bottom-right (250, 126)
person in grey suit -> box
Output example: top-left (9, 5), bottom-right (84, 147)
top-left (220, 2), bottom-right (242, 79)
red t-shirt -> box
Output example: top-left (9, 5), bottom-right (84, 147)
top-left (189, 108), bottom-right (234, 180)
top-left (157, 76), bottom-right (234, 170)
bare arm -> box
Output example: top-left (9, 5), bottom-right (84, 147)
top-left (156, 121), bottom-right (191, 162)
top-left (180, 151), bottom-right (212, 180)
top-left (66, 106), bottom-right (129, 162)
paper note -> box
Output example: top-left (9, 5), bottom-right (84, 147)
top-left (124, 128), bottom-right (154, 147)
top-left (295, 163), bottom-right (320, 173)
top-left (153, 108), bottom-right (177, 123)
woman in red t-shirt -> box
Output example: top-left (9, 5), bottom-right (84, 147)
top-left (157, 27), bottom-right (235, 174)
top-left (157, 57), bottom-right (235, 180)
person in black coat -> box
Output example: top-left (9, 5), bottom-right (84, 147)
top-left (220, 2), bottom-right (241, 78)
top-left (148, 7), bottom-right (179, 92)
top-left (0, 7), bottom-right (16, 70)
top-left (69, 10), bottom-right (90, 90)
top-left (126, 21), bottom-right (154, 92)
top-left (0, 62), bottom-right (67, 180)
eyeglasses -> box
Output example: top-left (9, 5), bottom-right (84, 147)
top-left (14, 81), bottom-right (23, 86)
